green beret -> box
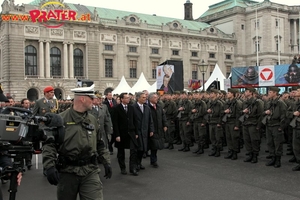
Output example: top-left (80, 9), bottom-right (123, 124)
top-left (290, 86), bottom-right (300, 91)
top-left (228, 88), bottom-right (239, 94)
top-left (174, 91), bottom-right (181, 95)
top-left (220, 90), bottom-right (227, 95)
top-left (268, 86), bottom-right (280, 93)
top-left (210, 89), bottom-right (220, 94)
top-left (245, 87), bottom-right (256, 93)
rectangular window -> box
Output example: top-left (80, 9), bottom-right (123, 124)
top-left (255, 41), bottom-right (260, 52)
top-left (225, 54), bottom-right (231, 60)
top-left (152, 61), bottom-right (158, 79)
top-left (192, 64), bottom-right (198, 79)
top-left (129, 60), bottom-right (137, 78)
top-left (129, 47), bottom-right (137, 52)
top-left (104, 45), bottom-right (113, 51)
top-left (209, 53), bottom-right (215, 58)
top-left (191, 52), bottom-right (198, 57)
top-left (226, 66), bottom-right (231, 78)
top-left (172, 50), bottom-right (179, 56)
top-left (255, 20), bottom-right (259, 28)
top-left (152, 48), bottom-right (159, 54)
top-left (275, 19), bottom-right (279, 27)
top-left (241, 24), bottom-right (244, 30)
top-left (105, 59), bottom-right (113, 77)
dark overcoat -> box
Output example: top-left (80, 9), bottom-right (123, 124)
top-left (132, 103), bottom-right (154, 151)
top-left (112, 104), bottom-right (137, 149)
top-left (148, 103), bottom-right (167, 150)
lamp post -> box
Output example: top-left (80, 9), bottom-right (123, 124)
top-left (198, 59), bottom-right (208, 91)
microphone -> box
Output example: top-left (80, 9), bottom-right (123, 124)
top-left (37, 113), bottom-right (64, 127)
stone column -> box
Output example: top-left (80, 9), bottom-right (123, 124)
top-left (45, 41), bottom-right (50, 78)
top-left (85, 44), bottom-right (88, 78)
top-left (294, 19), bottom-right (297, 46)
top-left (39, 41), bottom-right (44, 78)
top-left (63, 42), bottom-right (68, 78)
top-left (69, 43), bottom-right (74, 78)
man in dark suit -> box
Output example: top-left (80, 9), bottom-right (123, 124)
top-left (132, 92), bottom-right (154, 171)
top-left (112, 93), bottom-right (139, 176)
top-left (103, 91), bottom-right (117, 155)
top-left (148, 93), bottom-right (167, 167)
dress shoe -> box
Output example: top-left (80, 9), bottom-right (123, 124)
top-left (274, 156), bottom-right (281, 168)
top-left (244, 153), bottom-right (253, 162)
top-left (208, 149), bottom-right (216, 156)
top-left (224, 151), bottom-right (233, 159)
top-left (178, 145), bottom-right (186, 151)
top-left (26, 160), bottom-right (32, 170)
top-left (138, 164), bottom-right (145, 170)
top-left (231, 151), bottom-right (238, 160)
top-left (130, 169), bottom-right (138, 176)
top-left (121, 169), bottom-right (127, 175)
top-left (289, 156), bottom-right (297, 163)
top-left (292, 164), bottom-right (300, 171)
top-left (266, 155), bottom-right (272, 159)
top-left (151, 162), bottom-right (158, 168)
top-left (203, 144), bottom-right (209, 149)
top-left (169, 144), bottom-right (174, 150)
top-left (266, 157), bottom-right (276, 166)
top-left (214, 149), bottom-right (220, 157)
top-left (197, 147), bottom-right (204, 154)
top-left (176, 141), bottom-right (182, 145)
top-left (251, 154), bottom-right (258, 163)
top-left (183, 145), bottom-right (190, 152)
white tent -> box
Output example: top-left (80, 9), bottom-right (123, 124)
top-left (66, 95), bottom-right (71, 100)
top-left (200, 63), bottom-right (226, 91)
top-left (147, 81), bottom-right (157, 93)
top-left (112, 76), bottom-right (132, 95)
top-left (129, 72), bottom-right (151, 94)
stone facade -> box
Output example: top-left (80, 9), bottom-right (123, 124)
top-left (198, 1), bottom-right (298, 67)
top-left (0, 0), bottom-right (236, 100)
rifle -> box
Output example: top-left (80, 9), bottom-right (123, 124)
top-left (204, 100), bottom-right (217, 121)
top-left (222, 100), bottom-right (236, 123)
top-left (239, 98), bottom-right (257, 123)
top-left (261, 96), bottom-right (280, 125)
top-left (290, 116), bottom-right (298, 128)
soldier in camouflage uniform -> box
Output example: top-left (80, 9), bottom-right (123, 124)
top-left (178, 91), bottom-right (193, 152)
top-left (263, 87), bottom-right (287, 168)
top-left (190, 91), bottom-right (207, 154)
top-left (206, 89), bottom-right (224, 157)
top-left (242, 88), bottom-right (264, 164)
top-left (223, 88), bottom-right (242, 160)
top-left (163, 93), bottom-right (178, 150)
top-left (43, 83), bottom-right (112, 200)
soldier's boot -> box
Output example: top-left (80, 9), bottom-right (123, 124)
top-left (231, 151), bottom-right (238, 160)
top-left (197, 145), bottom-right (204, 154)
top-left (208, 147), bottom-right (216, 156)
top-left (168, 143), bottom-right (174, 150)
top-left (164, 144), bottom-right (170, 149)
top-left (251, 153), bottom-right (258, 163)
top-left (224, 150), bottom-right (233, 159)
top-left (274, 156), bottom-right (281, 168)
top-left (214, 148), bottom-right (220, 157)
top-left (289, 156), bottom-right (297, 163)
top-left (266, 156), bottom-right (276, 166)
top-left (193, 145), bottom-right (201, 154)
top-left (243, 152), bottom-right (253, 162)
top-left (178, 143), bottom-right (186, 151)
top-left (183, 144), bottom-right (190, 152)
top-left (292, 163), bottom-right (300, 171)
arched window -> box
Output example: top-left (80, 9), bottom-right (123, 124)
top-left (25, 45), bottom-right (37, 75)
top-left (74, 48), bottom-right (83, 77)
top-left (50, 47), bottom-right (61, 77)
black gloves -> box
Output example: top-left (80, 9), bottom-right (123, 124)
top-left (46, 167), bottom-right (60, 185)
top-left (104, 164), bottom-right (112, 179)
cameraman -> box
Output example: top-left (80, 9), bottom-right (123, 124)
top-left (42, 83), bottom-right (112, 200)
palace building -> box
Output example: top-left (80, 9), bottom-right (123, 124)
top-left (0, 0), bottom-right (298, 100)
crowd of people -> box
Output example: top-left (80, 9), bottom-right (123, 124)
top-left (2, 82), bottom-right (300, 199)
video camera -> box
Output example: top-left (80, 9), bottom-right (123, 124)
top-left (0, 106), bottom-right (65, 200)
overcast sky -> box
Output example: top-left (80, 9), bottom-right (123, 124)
top-left (9, 0), bottom-right (300, 19)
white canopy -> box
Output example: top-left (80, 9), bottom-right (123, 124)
top-left (66, 95), bottom-right (71, 100)
top-left (200, 63), bottom-right (226, 90)
top-left (147, 81), bottom-right (157, 93)
top-left (112, 76), bottom-right (132, 95)
top-left (129, 73), bottom-right (151, 94)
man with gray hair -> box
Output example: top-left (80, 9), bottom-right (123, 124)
top-left (132, 92), bottom-right (154, 171)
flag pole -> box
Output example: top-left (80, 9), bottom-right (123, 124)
top-left (277, 7), bottom-right (280, 65)
top-left (256, 6), bottom-right (259, 66)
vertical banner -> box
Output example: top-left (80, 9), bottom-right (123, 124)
top-left (157, 60), bottom-right (183, 93)
top-left (258, 65), bottom-right (275, 87)
top-left (224, 79), bottom-right (231, 91)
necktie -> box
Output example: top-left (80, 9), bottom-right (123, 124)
top-left (124, 105), bottom-right (127, 113)
top-left (96, 106), bottom-right (99, 112)
top-left (153, 104), bottom-right (156, 110)
top-left (109, 101), bottom-right (113, 107)
top-left (140, 105), bottom-right (143, 113)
